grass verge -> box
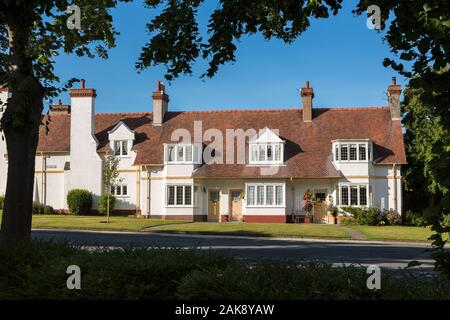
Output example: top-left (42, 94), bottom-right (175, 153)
top-left (350, 225), bottom-right (436, 242)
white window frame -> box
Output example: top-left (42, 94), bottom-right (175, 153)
top-left (338, 184), bottom-right (369, 207)
top-left (249, 143), bottom-right (284, 165)
top-left (332, 140), bottom-right (371, 163)
top-left (245, 183), bottom-right (285, 207)
top-left (111, 184), bottom-right (129, 197)
top-left (164, 143), bottom-right (202, 164)
top-left (113, 140), bottom-right (129, 157)
top-left (165, 184), bottom-right (197, 207)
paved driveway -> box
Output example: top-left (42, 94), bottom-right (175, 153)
top-left (32, 229), bottom-right (436, 272)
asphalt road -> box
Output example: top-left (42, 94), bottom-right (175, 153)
top-left (32, 229), bottom-right (436, 272)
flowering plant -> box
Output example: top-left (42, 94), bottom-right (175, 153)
top-left (303, 201), bottom-right (313, 214)
top-left (303, 189), bottom-right (313, 201)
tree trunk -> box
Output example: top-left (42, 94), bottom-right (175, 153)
top-left (0, 8), bottom-right (43, 247)
top-left (0, 117), bottom-right (40, 246)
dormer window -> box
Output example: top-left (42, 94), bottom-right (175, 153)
top-left (249, 127), bottom-right (284, 165)
top-left (114, 140), bottom-right (128, 156)
top-left (108, 121), bottom-right (135, 158)
top-left (333, 140), bottom-right (371, 162)
top-left (165, 143), bottom-right (201, 164)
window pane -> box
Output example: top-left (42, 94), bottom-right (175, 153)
top-left (341, 186), bottom-right (349, 205)
top-left (111, 185), bottom-right (115, 195)
top-left (193, 145), bottom-right (200, 163)
top-left (274, 144), bottom-right (281, 161)
top-left (176, 186), bottom-right (183, 205)
top-left (168, 186), bottom-right (175, 205)
top-left (266, 186), bottom-right (274, 205)
top-left (258, 145), bottom-right (266, 161)
top-left (122, 141), bottom-right (128, 155)
top-left (257, 186), bottom-right (264, 205)
top-left (116, 185), bottom-right (122, 196)
top-left (350, 144), bottom-right (357, 160)
top-left (193, 186), bottom-right (199, 206)
top-left (359, 144), bottom-right (366, 161)
top-left (122, 185), bottom-right (127, 195)
top-left (177, 146), bottom-right (184, 162)
top-left (275, 185), bottom-right (283, 205)
top-left (247, 186), bottom-right (255, 205)
top-left (184, 186), bottom-right (192, 205)
top-left (359, 186), bottom-right (367, 206)
top-left (350, 186), bottom-right (358, 205)
top-left (251, 145), bottom-right (257, 162)
top-left (185, 145), bottom-right (193, 162)
top-left (168, 146), bottom-right (175, 162)
top-left (335, 145), bottom-right (339, 161)
top-left (114, 141), bottom-right (121, 156)
top-left (340, 144), bottom-right (348, 160)
top-left (267, 145), bottom-right (273, 161)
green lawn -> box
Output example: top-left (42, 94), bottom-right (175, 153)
top-left (350, 225), bottom-right (436, 242)
top-left (0, 210), bottom-right (442, 242)
top-left (31, 214), bottom-right (187, 231)
top-left (149, 222), bottom-right (351, 239)
top-left (0, 211), bottom-right (184, 232)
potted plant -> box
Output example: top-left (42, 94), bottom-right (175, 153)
top-left (303, 190), bottom-right (314, 223)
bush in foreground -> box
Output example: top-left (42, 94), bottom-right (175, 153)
top-left (67, 189), bottom-right (92, 215)
top-left (0, 194), bottom-right (4, 209)
top-left (0, 241), bottom-right (447, 300)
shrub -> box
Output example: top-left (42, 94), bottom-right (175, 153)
top-left (0, 240), bottom-right (234, 300)
top-left (340, 217), bottom-right (356, 226)
top-left (341, 207), bottom-right (384, 226)
top-left (32, 202), bottom-right (45, 215)
top-left (0, 194), bottom-right (4, 209)
top-left (404, 210), bottom-right (429, 227)
top-left (67, 189), bottom-right (92, 215)
top-left (178, 261), bottom-right (448, 300)
top-left (385, 209), bottom-right (401, 225)
top-left (43, 205), bottom-right (55, 215)
top-left (98, 194), bottom-right (117, 215)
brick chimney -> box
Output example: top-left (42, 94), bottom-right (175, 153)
top-left (152, 81), bottom-right (169, 126)
top-left (388, 77), bottom-right (401, 120)
top-left (300, 81), bottom-right (314, 122)
top-left (49, 99), bottom-right (71, 115)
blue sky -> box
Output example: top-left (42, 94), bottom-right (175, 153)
top-left (52, 0), bottom-right (405, 113)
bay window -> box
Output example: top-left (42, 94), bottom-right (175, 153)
top-left (246, 183), bottom-right (285, 207)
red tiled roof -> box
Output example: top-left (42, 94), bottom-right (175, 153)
top-left (37, 107), bottom-right (407, 178)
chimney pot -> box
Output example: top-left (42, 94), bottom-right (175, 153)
top-left (58, 99), bottom-right (62, 105)
top-left (80, 79), bottom-right (86, 89)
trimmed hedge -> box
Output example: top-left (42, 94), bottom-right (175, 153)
top-left (67, 189), bottom-right (92, 215)
top-left (0, 241), bottom-right (447, 300)
top-left (98, 194), bottom-right (117, 215)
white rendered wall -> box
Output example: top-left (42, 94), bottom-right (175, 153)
top-left (70, 96), bottom-right (103, 207)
